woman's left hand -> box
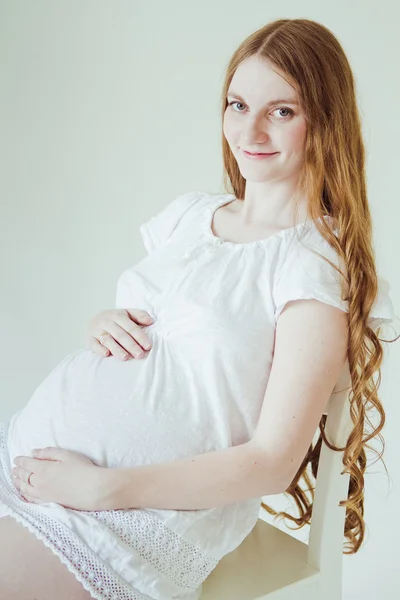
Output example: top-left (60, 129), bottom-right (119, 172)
top-left (12, 447), bottom-right (111, 511)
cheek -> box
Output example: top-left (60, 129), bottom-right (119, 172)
top-left (223, 110), bottom-right (236, 141)
top-left (285, 121), bottom-right (307, 151)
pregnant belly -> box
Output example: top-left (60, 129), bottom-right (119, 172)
top-left (7, 346), bottom-right (226, 470)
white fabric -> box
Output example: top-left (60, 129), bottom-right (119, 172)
top-left (0, 191), bottom-right (397, 600)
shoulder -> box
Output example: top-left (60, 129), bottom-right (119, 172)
top-left (272, 217), bottom-right (349, 322)
top-left (272, 216), bottom-right (397, 332)
top-left (139, 190), bottom-right (214, 254)
top-left (276, 216), bottom-right (341, 266)
top-left (275, 217), bottom-right (345, 282)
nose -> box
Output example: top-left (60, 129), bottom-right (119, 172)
top-left (241, 117), bottom-right (270, 147)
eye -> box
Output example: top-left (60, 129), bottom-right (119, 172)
top-left (228, 101), bottom-right (246, 112)
top-left (227, 101), bottom-right (294, 119)
top-left (272, 107), bottom-right (294, 119)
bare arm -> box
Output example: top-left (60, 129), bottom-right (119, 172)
top-left (251, 298), bottom-right (349, 484)
top-left (104, 440), bottom-right (287, 511)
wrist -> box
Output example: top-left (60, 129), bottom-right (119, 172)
top-left (97, 466), bottom-right (125, 511)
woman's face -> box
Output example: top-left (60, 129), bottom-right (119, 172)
top-left (223, 56), bottom-right (307, 184)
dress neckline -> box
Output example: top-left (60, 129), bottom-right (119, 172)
top-left (202, 194), bottom-right (332, 248)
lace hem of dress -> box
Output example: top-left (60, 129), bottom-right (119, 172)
top-left (0, 421), bottom-right (219, 600)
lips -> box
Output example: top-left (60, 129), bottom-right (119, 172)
top-left (242, 150), bottom-right (278, 160)
top-left (243, 150), bottom-right (276, 155)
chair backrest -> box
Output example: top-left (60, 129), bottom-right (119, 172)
top-left (307, 359), bottom-right (353, 578)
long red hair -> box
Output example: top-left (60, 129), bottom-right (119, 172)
top-left (220, 18), bottom-right (399, 554)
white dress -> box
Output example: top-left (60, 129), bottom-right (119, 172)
top-left (0, 191), bottom-right (397, 600)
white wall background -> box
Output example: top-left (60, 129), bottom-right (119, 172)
top-left (0, 1), bottom-right (399, 598)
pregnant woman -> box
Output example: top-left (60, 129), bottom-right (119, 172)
top-left (1, 17), bottom-right (399, 600)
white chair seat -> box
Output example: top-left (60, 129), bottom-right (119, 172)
top-left (201, 518), bottom-right (320, 599)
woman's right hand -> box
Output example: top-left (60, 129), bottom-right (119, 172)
top-left (85, 309), bottom-right (155, 360)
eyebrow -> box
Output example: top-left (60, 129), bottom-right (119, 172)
top-left (226, 92), bottom-right (300, 106)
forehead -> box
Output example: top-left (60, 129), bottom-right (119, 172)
top-left (228, 56), bottom-right (299, 102)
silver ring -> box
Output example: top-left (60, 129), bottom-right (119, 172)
top-left (99, 332), bottom-right (109, 343)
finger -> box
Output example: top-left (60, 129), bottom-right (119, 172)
top-left (94, 331), bottom-right (136, 360)
top-left (23, 496), bottom-right (37, 503)
top-left (98, 323), bottom-right (151, 360)
top-left (19, 483), bottom-right (40, 503)
top-left (124, 309), bottom-right (154, 325)
top-left (13, 456), bottom-right (38, 471)
top-left (89, 337), bottom-right (111, 357)
top-left (31, 447), bottom-right (68, 461)
top-left (13, 477), bottom-right (32, 500)
top-left (12, 466), bottom-right (29, 482)
top-left (113, 315), bottom-right (154, 353)
top-left (92, 332), bottom-right (131, 359)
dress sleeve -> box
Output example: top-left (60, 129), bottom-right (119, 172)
top-left (273, 228), bottom-right (398, 332)
top-left (139, 190), bottom-right (207, 254)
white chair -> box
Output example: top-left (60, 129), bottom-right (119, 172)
top-left (201, 361), bottom-right (353, 600)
